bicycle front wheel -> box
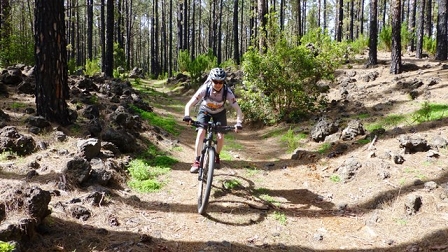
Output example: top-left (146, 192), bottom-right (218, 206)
top-left (197, 147), bottom-right (215, 215)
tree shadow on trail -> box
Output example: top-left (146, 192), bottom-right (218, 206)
top-left (23, 215), bottom-right (448, 252)
top-left (198, 174), bottom-right (336, 226)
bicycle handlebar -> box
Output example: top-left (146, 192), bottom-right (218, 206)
top-left (188, 120), bottom-right (241, 132)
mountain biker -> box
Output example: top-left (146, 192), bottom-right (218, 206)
top-left (183, 67), bottom-right (243, 173)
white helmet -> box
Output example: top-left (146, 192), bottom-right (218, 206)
top-left (209, 68), bottom-right (226, 81)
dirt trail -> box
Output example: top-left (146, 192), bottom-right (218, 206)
top-left (23, 53), bottom-right (448, 252)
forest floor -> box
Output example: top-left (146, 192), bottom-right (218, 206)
top-left (4, 51), bottom-right (448, 252)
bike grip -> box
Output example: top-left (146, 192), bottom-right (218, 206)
top-left (183, 116), bottom-right (192, 122)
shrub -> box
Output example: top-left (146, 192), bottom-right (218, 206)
top-left (423, 36), bottom-right (436, 55)
top-left (241, 27), bottom-right (342, 124)
top-left (379, 25), bottom-right (392, 51)
top-left (84, 58), bottom-right (101, 77)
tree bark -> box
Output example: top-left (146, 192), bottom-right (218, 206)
top-left (100, 0), bottom-right (106, 72)
top-left (416, 0), bottom-right (425, 58)
top-left (435, 0), bottom-right (447, 60)
top-left (105, 0), bottom-right (114, 77)
top-left (258, 0), bottom-right (267, 53)
top-left (337, 0), bottom-right (343, 41)
top-left (424, 0), bottom-right (432, 37)
top-left (407, 0), bottom-right (416, 51)
top-left (390, 0), bottom-right (402, 74)
top-left (233, 0), bottom-right (240, 64)
top-left (87, 0), bottom-right (93, 61)
top-left (34, 0), bottom-right (70, 126)
top-left (368, 0), bottom-right (378, 65)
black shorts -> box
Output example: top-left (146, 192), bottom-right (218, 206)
top-left (196, 109), bottom-right (227, 127)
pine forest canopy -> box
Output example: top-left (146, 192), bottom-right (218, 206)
top-left (0, 0), bottom-right (446, 78)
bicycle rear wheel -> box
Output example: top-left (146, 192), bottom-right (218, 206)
top-left (197, 147), bottom-right (215, 214)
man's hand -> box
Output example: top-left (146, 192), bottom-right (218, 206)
top-left (234, 123), bottom-right (242, 132)
top-left (183, 116), bottom-right (192, 124)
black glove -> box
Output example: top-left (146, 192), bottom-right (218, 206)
top-left (183, 116), bottom-right (192, 122)
top-left (235, 123), bottom-right (243, 130)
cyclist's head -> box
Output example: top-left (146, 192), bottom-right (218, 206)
top-left (209, 68), bottom-right (226, 83)
top-left (209, 68), bottom-right (226, 90)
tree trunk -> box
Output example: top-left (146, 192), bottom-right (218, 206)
top-left (233, 0), bottom-right (240, 64)
top-left (349, 0), bottom-right (354, 41)
top-left (258, 0), bottom-right (267, 53)
top-left (34, 0), bottom-right (70, 126)
top-left (191, 0), bottom-right (196, 60)
top-left (407, 0), bottom-right (416, 51)
top-left (105, 0), bottom-right (114, 77)
top-left (152, 0), bottom-right (160, 77)
top-left (0, 0), bottom-right (11, 65)
top-left (368, 0), bottom-right (378, 65)
top-left (337, 0), bottom-right (343, 41)
top-left (435, 0), bottom-right (447, 60)
top-left (100, 0), bottom-right (106, 72)
top-left (390, 0), bottom-right (402, 74)
top-left (323, 0), bottom-right (327, 30)
top-left (126, 0), bottom-right (132, 70)
top-left (424, 0), bottom-right (432, 36)
top-left (415, 0), bottom-right (425, 58)
top-left (177, 2), bottom-right (183, 50)
top-left (169, 0), bottom-right (173, 77)
top-left (360, 0), bottom-right (365, 34)
top-left (87, 0), bottom-right (93, 61)
top-left (183, 0), bottom-right (188, 51)
top-left (218, 0), bottom-right (223, 64)
top-left (162, 0), bottom-right (167, 73)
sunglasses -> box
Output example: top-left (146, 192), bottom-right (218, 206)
top-left (213, 80), bottom-right (224, 85)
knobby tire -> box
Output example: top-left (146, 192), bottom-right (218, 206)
top-left (197, 147), bottom-right (215, 215)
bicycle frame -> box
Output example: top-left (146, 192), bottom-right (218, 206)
top-left (191, 120), bottom-right (235, 214)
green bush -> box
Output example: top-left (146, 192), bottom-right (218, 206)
top-left (241, 27), bottom-right (342, 124)
top-left (84, 58), bottom-right (101, 77)
top-left (379, 25), bottom-right (392, 51)
top-left (177, 49), bottom-right (217, 86)
top-left (177, 49), bottom-right (191, 73)
top-left (423, 36), bottom-right (436, 55)
top-left (0, 34), bottom-right (34, 67)
top-left (0, 241), bottom-right (15, 252)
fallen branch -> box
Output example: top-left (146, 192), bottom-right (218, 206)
top-left (367, 135), bottom-right (378, 150)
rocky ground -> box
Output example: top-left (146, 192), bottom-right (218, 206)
top-left (1, 51), bottom-right (448, 252)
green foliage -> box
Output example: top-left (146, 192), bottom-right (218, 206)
top-left (0, 34), bottom-right (34, 67)
top-left (114, 42), bottom-right (126, 70)
top-left (0, 241), bottom-right (15, 252)
top-left (220, 58), bottom-right (238, 72)
top-left (401, 22), bottom-right (412, 50)
top-left (222, 179), bottom-right (242, 190)
top-left (280, 127), bottom-right (307, 153)
top-left (365, 114), bottom-right (406, 132)
top-left (177, 49), bottom-right (217, 86)
top-left (126, 144), bottom-right (176, 193)
top-left (177, 49), bottom-right (191, 73)
top-left (357, 138), bottom-right (370, 145)
top-left (349, 34), bottom-right (369, 54)
top-left (130, 105), bottom-right (178, 135)
top-left (188, 53), bottom-right (211, 85)
top-left (191, 50), bottom-right (217, 86)
top-left (318, 143), bottom-right (331, 154)
top-left (379, 26), bottom-right (392, 51)
top-left (412, 102), bottom-right (448, 123)
top-left (84, 58), bottom-right (101, 77)
top-left (272, 211), bottom-right (287, 225)
top-left (423, 36), bottom-right (436, 55)
top-left (241, 27), bottom-right (342, 124)
top-left (330, 174), bottom-right (341, 182)
top-left (68, 58), bottom-right (77, 75)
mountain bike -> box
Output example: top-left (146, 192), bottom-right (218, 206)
top-left (189, 120), bottom-right (240, 215)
